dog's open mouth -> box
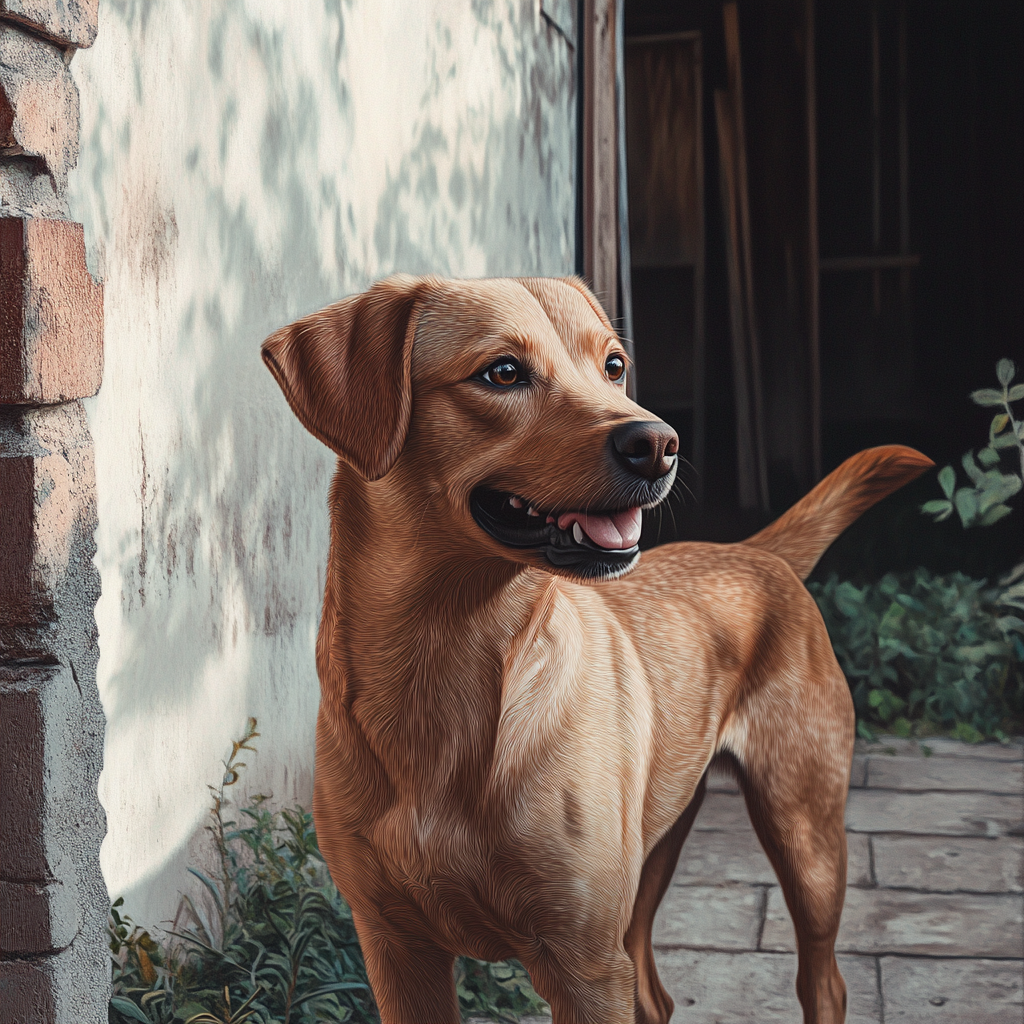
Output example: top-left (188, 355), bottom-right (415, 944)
top-left (470, 488), bottom-right (644, 578)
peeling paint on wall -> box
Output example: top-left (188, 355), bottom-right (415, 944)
top-left (67, 0), bottom-right (575, 928)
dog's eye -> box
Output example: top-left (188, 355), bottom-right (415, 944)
top-left (605, 354), bottom-right (627, 383)
top-left (483, 360), bottom-right (524, 387)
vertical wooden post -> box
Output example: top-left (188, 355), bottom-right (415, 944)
top-left (582, 0), bottom-right (621, 334)
top-left (806, 0), bottom-right (821, 483)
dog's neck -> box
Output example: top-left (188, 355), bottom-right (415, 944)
top-left (317, 464), bottom-right (551, 790)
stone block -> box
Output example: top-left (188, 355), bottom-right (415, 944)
top-left (0, 879), bottom-right (77, 952)
top-left (872, 835), bottom-right (1023, 893)
top-left (880, 956), bottom-right (1023, 1023)
top-left (0, 217), bottom-right (102, 404)
top-left (673, 826), bottom-right (871, 889)
top-left (0, 0), bottom-right (97, 48)
top-left (692, 790), bottom-right (751, 833)
top-left (0, 403), bottom-right (100, 661)
top-left (762, 886), bottom-right (1024, 957)
top-left (653, 884), bottom-right (764, 950)
top-left (845, 788), bottom-right (1023, 837)
top-left (652, 950), bottom-right (881, 1023)
top-left (856, 736), bottom-right (1023, 761)
top-left (675, 827), bottom-right (777, 886)
top-left (0, 26), bottom-right (79, 187)
top-left (865, 754), bottom-right (1023, 793)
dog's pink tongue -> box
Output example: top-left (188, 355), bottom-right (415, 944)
top-left (556, 508), bottom-right (642, 550)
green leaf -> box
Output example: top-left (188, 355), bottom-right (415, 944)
top-left (892, 717), bottom-right (913, 738)
top-left (857, 720), bottom-right (876, 741)
top-left (990, 413), bottom-right (1010, 438)
top-left (1008, 383), bottom-right (1024, 402)
top-left (961, 451), bottom-right (983, 484)
top-left (952, 721), bottom-right (984, 744)
top-left (971, 388), bottom-right (1006, 407)
top-left (978, 445), bottom-right (1001, 467)
top-left (110, 997), bottom-right (152, 1023)
top-left (996, 358), bottom-right (1016, 387)
top-left (921, 499), bottom-right (952, 517)
top-left (991, 430), bottom-right (1020, 449)
top-left (954, 487), bottom-right (979, 527)
top-left (937, 465), bottom-right (957, 499)
top-left (978, 503), bottom-right (1013, 526)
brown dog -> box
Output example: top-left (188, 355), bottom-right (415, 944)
top-left (262, 275), bottom-right (931, 1024)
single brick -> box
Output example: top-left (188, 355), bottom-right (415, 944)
top-left (0, 879), bottom-right (77, 953)
top-left (0, 404), bottom-right (99, 662)
top-left (0, 933), bottom-right (109, 1023)
top-left (0, 665), bottom-right (103, 885)
top-left (0, 24), bottom-right (79, 186)
top-left (0, 958), bottom-right (55, 1024)
top-left (0, 0), bottom-right (97, 48)
top-left (0, 217), bottom-right (102, 404)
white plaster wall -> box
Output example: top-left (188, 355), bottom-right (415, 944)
top-left (68, 0), bottom-right (575, 929)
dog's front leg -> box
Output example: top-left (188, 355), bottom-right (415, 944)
top-left (525, 946), bottom-right (637, 1024)
top-left (352, 913), bottom-right (459, 1024)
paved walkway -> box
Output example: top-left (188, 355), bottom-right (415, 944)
top-left (491, 736), bottom-right (1024, 1023)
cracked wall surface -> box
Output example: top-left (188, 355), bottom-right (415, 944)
top-left (66, 0), bottom-right (576, 929)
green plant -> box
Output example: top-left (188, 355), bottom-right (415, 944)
top-left (922, 358), bottom-right (1024, 528)
top-left (809, 565), bottom-right (1024, 742)
top-left (109, 720), bottom-right (548, 1024)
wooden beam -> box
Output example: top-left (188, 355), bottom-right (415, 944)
top-left (806, 0), bottom-right (821, 482)
top-left (582, 0), bottom-right (620, 330)
top-left (723, 2), bottom-right (769, 512)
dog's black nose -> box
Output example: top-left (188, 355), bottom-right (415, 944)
top-left (611, 420), bottom-right (679, 481)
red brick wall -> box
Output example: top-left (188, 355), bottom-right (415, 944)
top-left (0, 3), bottom-right (107, 1021)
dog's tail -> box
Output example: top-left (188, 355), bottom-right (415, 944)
top-left (742, 445), bottom-right (934, 581)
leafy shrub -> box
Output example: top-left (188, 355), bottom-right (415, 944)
top-left (109, 720), bottom-right (548, 1024)
top-left (809, 565), bottom-right (1024, 742)
top-left (922, 357), bottom-right (1024, 528)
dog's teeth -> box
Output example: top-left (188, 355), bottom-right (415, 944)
top-left (509, 496), bottom-right (524, 509)
top-left (527, 506), bottom-right (540, 517)
top-left (572, 522), bottom-right (585, 545)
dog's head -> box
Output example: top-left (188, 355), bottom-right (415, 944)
top-left (262, 275), bottom-right (678, 580)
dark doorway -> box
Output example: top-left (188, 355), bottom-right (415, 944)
top-left (622, 0), bottom-right (1023, 576)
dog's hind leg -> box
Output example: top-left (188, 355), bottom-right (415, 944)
top-left (622, 775), bottom-right (707, 1024)
top-left (352, 917), bottom-right (459, 1024)
top-left (725, 666), bottom-right (854, 1023)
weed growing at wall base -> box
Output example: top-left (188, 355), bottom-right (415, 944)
top-left (809, 565), bottom-right (1024, 741)
top-left (108, 719), bottom-right (548, 1024)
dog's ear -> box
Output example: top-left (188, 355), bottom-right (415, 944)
top-left (261, 274), bottom-right (430, 480)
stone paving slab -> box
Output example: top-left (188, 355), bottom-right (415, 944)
top-left (845, 788), bottom-right (1023, 837)
top-left (872, 835), bottom-right (1024, 893)
top-left (865, 753), bottom-right (1024, 792)
top-left (653, 884), bottom-right (764, 950)
top-left (762, 887), bottom-right (1024, 957)
top-left (856, 736), bottom-right (1024, 760)
top-left (652, 950), bottom-right (881, 1023)
top-left (691, 790), bottom-right (751, 832)
top-left (879, 957), bottom-right (1024, 1023)
top-left (673, 827), bottom-right (873, 887)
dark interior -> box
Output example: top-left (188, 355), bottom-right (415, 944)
top-left (623, 0), bottom-right (1023, 579)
